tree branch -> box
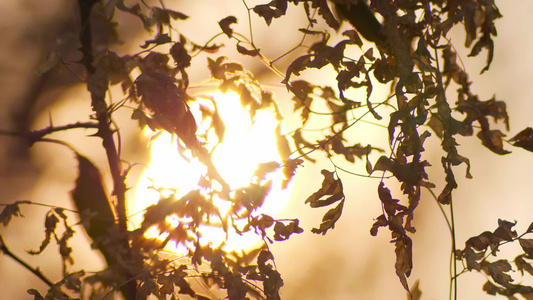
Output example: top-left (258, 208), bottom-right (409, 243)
top-left (76, 0), bottom-right (136, 298)
top-left (0, 235), bottom-right (57, 291)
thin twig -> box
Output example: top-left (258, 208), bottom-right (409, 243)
top-left (0, 235), bottom-right (56, 289)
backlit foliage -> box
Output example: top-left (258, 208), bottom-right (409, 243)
top-left (1, 0), bottom-right (533, 299)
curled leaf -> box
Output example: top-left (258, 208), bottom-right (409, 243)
top-left (219, 16), bottom-right (237, 38)
top-left (0, 200), bottom-right (29, 226)
top-left (305, 170), bottom-right (344, 208)
top-left (237, 44), bottom-right (260, 57)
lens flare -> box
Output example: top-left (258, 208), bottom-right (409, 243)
top-left (132, 91), bottom-right (292, 253)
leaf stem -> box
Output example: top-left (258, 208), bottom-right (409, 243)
top-left (449, 194), bottom-right (458, 300)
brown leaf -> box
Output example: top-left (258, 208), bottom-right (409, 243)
top-left (484, 260), bottom-right (513, 287)
top-left (409, 279), bottom-right (422, 300)
top-left (510, 127), bottom-right (533, 153)
top-left (219, 16), bottom-right (237, 38)
top-left (335, 0), bottom-right (384, 43)
top-left (464, 246), bottom-right (484, 271)
top-left (139, 51), bottom-right (171, 75)
top-left (207, 57), bottom-right (243, 80)
top-left (0, 200), bottom-right (29, 226)
top-left (515, 255), bottom-right (533, 276)
top-left (151, 7), bottom-right (188, 28)
top-left (370, 214), bottom-right (388, 236)
top-left (70, 154), bottom-right (116, 265)
top-left (311, 199), bottom-right (344, 235)
top-left (274, 220), bottom-right (303, 241)
top-left (493, 219), bottom-right (517, 242)
top-left (466, 231), bottom-right (493, 251)
top-left (468, 33), bottom-right (495, 74)
top-left (282, 55), bottom-right (312, 84)
top-left (28, 212), bottom-right (59, 255)
top-left (477, 129), bottom-right (510, 155)
top-left (140, 33), bottom-right (171, 49)
top-left (236, 44), bottom-right (260, 57)
top-left (395, 236), bottom-right (413, 292)
top-left (378, 182), bottom-right (407, 217)
top-left (289, 80), bottom-right (314, 125)
top-left (253, 4), bottom-right (286, 26)
top-left (27, 289), bottom-right (44, 300)
top-left (58, 227), bottom-right (75, 265)
top-left (170, 42), bottom-right (191, 69)
top-left (314, 0), bottom-right (339, 30)
top-left (305, 170), bottom-right (344, 208)
top-left (250, 214), bottom-right (275, 237)
top-left (64, 270), bottom-right (85, 293)
top-left (257, 250), bottom-right (284, 299)
top-left (482, 280), bottom-right (503, 296)
top-left (519, 239), bottom-right (533, 257)
top-left (135, 72), bottom-right (198, 147)
top-left (342, 29), bottom-right (363, 48)
top-left (292, 129), bottom-right (316, 162)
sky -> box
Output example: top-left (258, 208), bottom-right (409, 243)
top-left (1, 1), bottom-right (533, 299)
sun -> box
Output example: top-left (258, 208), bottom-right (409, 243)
top-left (132, 91), bottom-right (292, 253)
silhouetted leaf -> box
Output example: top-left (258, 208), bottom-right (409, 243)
top-left (493, 219), bottom-right (517, 242)
top-left (311, 199), bottom-right (344, 235)
top-left (207, 56), bottom-right (243, 80)
top-left (27, 289), bottom-right (44, 300)
top-left (257, 250), bottom-right (283, 299)
top-left (484, 260), bottom-right (513, 287)
top-left (273, 220), bottom-right (303, 241)
top-left (370, 214), bottom-right (387, 236)
top-left (510, 127), bottom-right (533, 153)
top-left (342, 29), bottom-right (363, 48)
top-left (395, 236), bottom-right (413, 292)
top-left (282, 158), bottom-right (303, 189)
top-left (237, 43), bottom-right (260, 57)
top-left (292, 129), bottom-right (316, 162)
top-left (410, 279), bottom-right (422, 300)
top-left (305, 170), bottom-right (344, 208)
top-left (253, 3), bottom-right (286, 25)
top-left (519, 239), bottom-right (533, 257)
top-left (151, 7), bottom-right (188, 28)
top-left (477, 129), bottom-right (510, 155)
top-left (282, 55), bottom-right (312, 84)
top-left (70, 153), bottom-right (115, 264)
top-left (0, 200), bottom-right (29, 226)
top-left (28, 212), bottom-right (59, 255)
top-left (140, 33), bottom-right (171, 49)
top-left (219, 16), bottom-right (237, 38)
top-left (170, 42), bottom-right (191, 69)
top-left (314, 0), bottom-right (339, 30)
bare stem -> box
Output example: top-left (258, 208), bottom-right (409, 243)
top-left (0, 235), bottom-right (55, 289)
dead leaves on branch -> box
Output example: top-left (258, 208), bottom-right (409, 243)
top-left (455, 219), bottom-right (533, 298)
top-left (305, 170), bottom-right (345, 235)
top-left (16, 0), bottom-right (524, 298)
top-left (134, 72), bottom-right (199, 149)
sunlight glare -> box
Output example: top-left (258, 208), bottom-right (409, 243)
top-left (133, 91), bottom-right (292, 253)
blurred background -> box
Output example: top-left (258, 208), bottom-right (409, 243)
top-left (1, 0), bottom-right (533, 299)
